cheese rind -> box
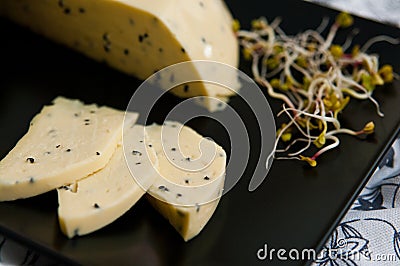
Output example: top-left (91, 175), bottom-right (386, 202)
top-left (144, 121), bottom-right (226, 241)
top-left (0, 97), bottom-right (137, 201)
top-left (57, 125), bottom-right (157, 238)
top-left (0, 0), bottom-right (239, 110)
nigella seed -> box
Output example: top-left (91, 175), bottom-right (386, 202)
top-left (135, 162), bottom-right (141, 165)
top-left (171, 148), bottom-right (176, 151)
top-left (90, 110), bottom-right (96, 114)
top-left (84, 119), bottom-right (90, 122)
top-left (59, 185), bottom-right (69, 190)
top-left (158, 185), bottom-right (169, 192)
top-left (195, 203), bottom-right (200, 213)
top-left (29, 177), bottom-right (35, 183)
top-left (94, 203), bottom-right (100, 209)
top-left (204, 176), bottom-right (210, 180)
top-left (138, 35), bottom-right (144, 42)
top-left (158, 47), bottom-right (163, 53)
top-left (144, 33), bottom-right (149, 38)
top-left (132, 150), bottom-right (142, 156)
top-left (183, 85), bottom-right (189, 93)
top-left (185, 157), bottom-right (191, 162)
top-left (96, 152), bottom-right (101, 156)
top-left (181, 47), bottom-right (186, 53)
top-left (102, 33), bottom-right (109, 41)
top-left (177, 193), bottom-right (182, 198)
top-left (104, 44), bottom-right (111, 53)
top-left (66, 149), bottom-right (71, 152)
top-left (185, 179), bottom-right (189, 184)
top-left (219, 153), bottom-right (224, 157)
top-left (63, 8), bottom-right (71, 14)
top-left (124, 49), bottom-right (129, 55)
top-left (74, 113), bottom-right (79, 117)
top-left (79, 7), bottom-right (85, 13)
top-left (56, 144), bottom-right (61, 148)
top-left (201, 37), bottom-right (206, 43)
top-left (85, 122), bottom-right (90, 125)
top-left (148, 144), bottom-right (153, 148)
top-left (26, 157), bottom-right (35, 163)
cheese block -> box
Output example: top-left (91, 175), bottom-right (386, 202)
top-left (144, 121), bottom-right (226, 241)
top-left (57, 125), bottom-right (158, 238)
top-left (0, 97), bottom-right (138, 201)
top-left (0, 0), bottom-right (239, 111)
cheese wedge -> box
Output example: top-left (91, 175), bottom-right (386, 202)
top-left (0, 97), bottom-right (138, 201)
top-left (0, 0), bottom-right (239, 111)
top-left (57, 125), bottom-right (157, 238)
top-left (144, 121), bottom-right (226, 241)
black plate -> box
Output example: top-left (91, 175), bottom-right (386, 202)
top-left (1, 1), bottom-right (400, 265)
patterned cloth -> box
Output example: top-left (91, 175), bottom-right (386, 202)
top-left (1, 1), bottom-right (399, 265)
top-left (313, 138), bottom-right (400, 265)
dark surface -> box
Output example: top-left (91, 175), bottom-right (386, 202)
top-left (1, 0), bottom-right (400, 265)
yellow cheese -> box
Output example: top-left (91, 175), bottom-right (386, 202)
top-left (0, 97), bottom-right (138, 201)
top-left (0, 0), bottom-right (239, 111)
top-left (145, 121), bottom-right (226, 241)
top-left (57, 125), bottom-right (157, 238)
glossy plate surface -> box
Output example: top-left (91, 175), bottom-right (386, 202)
top-left (0, 1), bottom-right (399, 265)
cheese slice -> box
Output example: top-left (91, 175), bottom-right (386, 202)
top-left (0, 97), bottom-right (138, 201)
top-left (0, 0), bottom-right (239, 111)
top-left (144, 121), bottom-right (226, 241)
top-left (57, 125), bottom-right (157, 238)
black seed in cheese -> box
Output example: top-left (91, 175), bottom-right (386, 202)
top-left (217, 102), bottom-right (223, 108)
top-left (29, 177), bottom-right (35, 184)
top-left (183, 85), bottom-right (189, 93)
top-left (26, 157), bottom-right (35, 164)
top-left (124, 49), bottom-right (130, 55)
top-left (204, 176), bottom-right (210, 180)
top-left (74, 113), bottom-right (79, 117)
top-left (84, 119), bottom-right (90, 122)
top-left (56, 144), bottom-right (61, 148)
top-left (85, 122), bottom-right (90, 125)
top-left (138, 35), bottom-right (144, 43)
top-left (44, 151), bottom-right (51, 155)
top-left (177, 193), bottom-right (182, 198)
top-left (94, 203), bottom-right (100, 209)
top-left (132, 150), bottom-right (142, 156)
top-left (171, 148), bottom-right (176, 151)
top-left (181, 47), bottom-right (186, 53)
top-left (78, 7), bottom-right (85, 13)
top-left (195, 203), bottom-right (200, 213)
top-left (158, 47), bottom-right (163, 53)
top-left (144, 33), bottom-right (149, 38)
top-left (219, 153), bottom-right (224, 157)
top-left (185, 157), bottom-right (191, 162)
top-left (135, 162), bottom-right (141, 165)
top-left (59, 185), bottom-right (69, 190)
top-left (104, 44), bottom-right (111, 53)
top-left (185, 179), bottom-right (190, 184)
top-left (201, 37), bottom-right (206, 43)
top-left (90, 110), bottom-right (96, 114)
top-left (66, 149), bottom-right (71, 152)
top-left (96, 152), bottom-right (101, 156)
top-left (103, 33), bottom-right (109, 42)
top-left (158, 185), bottom-right (169, 192)
top-left (148, 144), bottom-right (153, 148)
top-left (63, 8), bottom-right (71, 14)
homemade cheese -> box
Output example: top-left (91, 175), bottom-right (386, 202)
top-left (57, 125), bottom-right (157, 238)
top-left (0, 0), bottom-right (239, 111)
top-left (145, 121), bottom-right (226, 241)
top-left (0, 97), bottom-right (138, 201)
